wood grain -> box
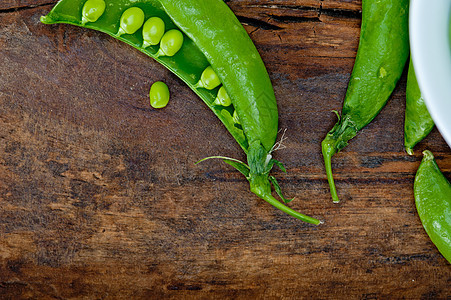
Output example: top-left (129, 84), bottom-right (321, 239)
top-left (0, 1), bottom-right (450, 299)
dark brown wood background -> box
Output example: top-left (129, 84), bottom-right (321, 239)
top-left (1, 0), bottom-right (450, 298)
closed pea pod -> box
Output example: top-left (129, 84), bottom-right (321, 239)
top-left (414, 150), bottom-right (451, 263)
top-left (321, 0), bottom-right (409, 202)
top-left (404, 58), bottom-right (435, 155)
top-left (40, 0), bottom-right (321, 224)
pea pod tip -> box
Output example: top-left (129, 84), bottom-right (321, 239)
top-left (40, 15), bottom-right (51, 24)
top-left (422, 150), bottom-right (434, 161)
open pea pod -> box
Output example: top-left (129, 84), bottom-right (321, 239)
top-left (41, 0), bottom-right (320, 224)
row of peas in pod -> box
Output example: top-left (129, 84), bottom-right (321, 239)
top-left (80, 0), bottom-right (241, 124)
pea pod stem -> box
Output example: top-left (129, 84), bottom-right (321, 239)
top-left (249, 173), bottom-right (321, 225)
top-left (321, 113), bottom-right (357, 203)
top-left (321, 139), bottom-right (338, 203)
top-left (260, 192), bottom-right (321, 225)
top-left (198, 155), bottom-right (322, 225)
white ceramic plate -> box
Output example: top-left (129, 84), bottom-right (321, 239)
top-left (410, 0), bottom-right (451, 148)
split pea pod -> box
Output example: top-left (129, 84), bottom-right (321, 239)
top-left (41, 0), bottom-right (320, 224)
top-left (414, 150), bottom-right (451, 263)
top-left (404, 58), bottom-right (435, 155)
top-left (321, 0), bottom-right (409, 202)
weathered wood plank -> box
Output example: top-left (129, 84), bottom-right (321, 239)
top-left (0, 0), bottom-right (56, 11)
top-left (0, 1), bottom-right (449, 299)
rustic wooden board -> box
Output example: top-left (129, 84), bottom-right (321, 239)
top-left (0, 0), bottom-right (450, 298)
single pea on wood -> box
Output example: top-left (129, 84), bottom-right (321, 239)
top-left (149, 81), bottom-right (170, 108)
top-left (81, 0), bottom-right (105, 25)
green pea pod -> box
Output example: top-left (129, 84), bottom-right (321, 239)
top-left (41, 0), bottom-right (320, 224)
top-left (404, 58), bottom-right (435, 155)
top-left (414, 150), bottom-right (451, 263)
top-left (321, 0), bottom-right (409, 203)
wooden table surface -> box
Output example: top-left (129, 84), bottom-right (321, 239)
top-left (1, 0), bottom-right (450, 298)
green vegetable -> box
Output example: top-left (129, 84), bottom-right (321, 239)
top-left (81, 0), bottom-right (105, 25)
top-left (232, 109), bottom-right (240, 125)
top-left (195, 66), bottom-right (221, 90)
top-left (404, 59), bottom-right (435, 155)
top-left (414, 150), bottom-right (451, 263)
top-left (149, 81), bottom-right (170, 108)
top-left (156, 29), bottom-right (184, 57)
top-left (142, 17), bottom-right (165, 48)
top-left (321, 0), bottom-right (409, 202)
top-left (117, 7), bottom-right (145, 36)
top-left (40, 0), bottom-right (320, 224)
top-left (213, 86), bottom-right (232, 107)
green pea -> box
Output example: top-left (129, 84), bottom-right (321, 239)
top-left (149, 81), bottom-right (170, 109)
top-left (81, 0), bottom-right (106, 25)
top-left (195, 66), bottom-right (221, 90)
top-left (156, 29), bottom-right (184, 57)
top-left (142, 17), bottom-right (165, 48)
top-left (232, 109), bottom-right (240, 124)
top-left (213, 86), bottom-right (232, 106)
top-left (117, 7), bottom-right (145, 36)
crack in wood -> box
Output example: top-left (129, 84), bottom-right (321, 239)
top-left (233, 3), bottom-right (361, 21)
top-left (321, 7), bottom-right (362, 19)
top-left (319, 0), bottom-right (323, 18)
top-left (266, 14), bottom-right (321, 24)
top-left (232, 2), bottom-right (361, 30)
top-left (237, 15), bottom-right (283, 31)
